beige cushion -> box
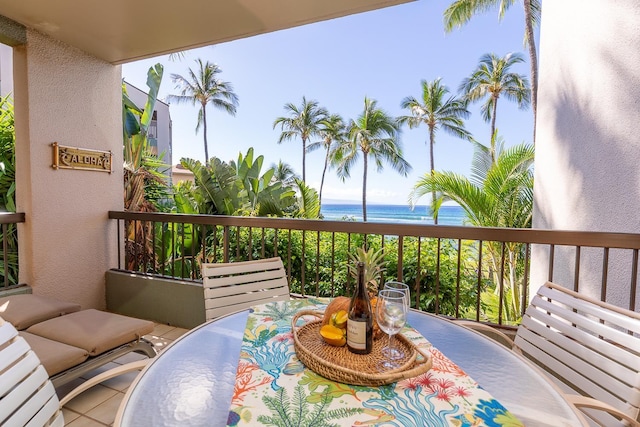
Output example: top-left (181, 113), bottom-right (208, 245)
top-left (0, 294), bottom-right (81, 330)
top-left (19, 331), bottom-right (88, 376)
top-left (26, 309), bottom-right (154, 356)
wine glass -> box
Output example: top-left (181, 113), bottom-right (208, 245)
top-left (382, 282), bottom-right (410, 359)
top-left (376, 289), bottom-right (408, 369)
top-left (384, 281), bottom-right (410, 309)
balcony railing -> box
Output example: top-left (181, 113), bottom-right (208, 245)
top-left (0, 212), bottom-right (25, 290)
top-left (109, 211), bottom-right (640, 327)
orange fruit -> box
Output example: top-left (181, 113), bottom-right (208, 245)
top-left (320, 324), bottom-right (346, 347)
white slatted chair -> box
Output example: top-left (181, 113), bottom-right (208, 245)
top-left (0, 318), bottom-right (148, 426)
top-left (202, 257), bottom-right (290, 321)
top-left (460, 281), bottom-right (640, 426)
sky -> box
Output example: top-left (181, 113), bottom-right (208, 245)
top-left (122, 0), bottom-right (536, 205)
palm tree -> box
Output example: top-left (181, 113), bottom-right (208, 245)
top-left (271, 161), bottom-right (299, 187)
top-left (459, 52), bottom-right (530, 163)
top-left (444, 0), bottom-right (540, 142)
top-left (168, 59), bottom-right (239, 162)
top-left (333, 97), bottom-right (412, 221)
top-left (273, 97), bottom-right (328, 182)
top-left (398, 78), bottom-right (472, 223)
top-left (307, 113), bottom-right (346, 207)
top-left (409, 142), bottom-right (534, 321)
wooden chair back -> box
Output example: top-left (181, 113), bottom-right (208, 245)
top-left (0, 319), bottom-right (64, 427)
top-left (202, 257), bottom-right (290, 321)
top-left (514, 281), bottom-right (640, 426)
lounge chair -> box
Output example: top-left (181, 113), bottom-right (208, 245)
top-left (0, 294), bottom-right (156, 388)
top-left (202, 257), bottom-right (290, 321)
top-left (0, 316), bottom-right (149, 426)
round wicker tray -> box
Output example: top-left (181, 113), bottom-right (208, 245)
top-left (292, 310), bottom-right (432, 387)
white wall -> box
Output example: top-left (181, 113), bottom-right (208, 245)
top-left (13, 29), bottom-right (122, 309)
top-left (532, 0), bottom-right (640, 309)
top-left (0, 43), bottom-right (12, 97)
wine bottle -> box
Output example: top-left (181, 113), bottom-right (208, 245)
top-left (347, 261), bottom-right (373, 354)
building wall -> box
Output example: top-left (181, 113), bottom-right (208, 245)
top-left (13, 29), bottom-right (122, 309)
top-left (532, 0), bottom-right (640, 308)
top-left (0, 43), bottom-right (12, 97)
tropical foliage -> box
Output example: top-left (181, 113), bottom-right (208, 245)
top-left (273, 97), bottom-right (328, 182)
top-left (459, 52), bottom-right (530, 160)
top-left (307, 114), bottom-right (346, 207)
top-left (410, 142), bottom-right (534, 322)
top-left (168, 59), bottom-right (239, 162)
top-left (398, 78), bottom-right (472, 222)
top-left (333, 97), bottom-right (412, 221)
top-left (271, 161), bottom-right (299, 187)
top-left (0, 95), bottom-right (18, 286)
top-left (123, 64), bottom-right (172, 270)
top-left (444, 0), bottom-right (540, 141)
top-left (179, 149), bottom-right (296, 218)
top-left (214, 227), bottom-right (479, 316)
top-left (0, 95), bottom-right (15, 213)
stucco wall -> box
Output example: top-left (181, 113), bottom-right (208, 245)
top-left (0, 43), bottom-right (12, 96)
top-left (13, 29), bottom-right (122, 309)
top-left (532, 1), bottom-right (640, 309)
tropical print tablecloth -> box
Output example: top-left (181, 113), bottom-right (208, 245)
top-left (227, 299), bottom-right (523, 427)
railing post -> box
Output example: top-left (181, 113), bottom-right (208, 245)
top-left (396, 236), bottom-right (403, 281)
top-left (223, 226), bottom-right (230, 263)
top-left (2, 223), bottom-right (8, 288)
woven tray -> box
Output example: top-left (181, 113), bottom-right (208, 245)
top-left (292, 310), bottom-right (432, 387)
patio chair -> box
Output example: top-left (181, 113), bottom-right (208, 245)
top-left (202, 257), bottom-right (290, 321)
top-left (458, 281), bottom-right (640, 427)
top-left (0, 317), bottom-right (148, 426)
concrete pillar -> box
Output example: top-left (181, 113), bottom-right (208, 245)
top-left (532, 1), bottom-right (640, 309)
top-left (13, 29), bottom-right (122, 309)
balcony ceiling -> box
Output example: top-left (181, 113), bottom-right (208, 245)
top-left (0, 0), bottom-right (413, 64)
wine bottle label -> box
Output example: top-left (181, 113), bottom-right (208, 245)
top-left (347, 319), bottom-right (367, 350)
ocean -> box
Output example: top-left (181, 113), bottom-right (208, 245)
top-left (320, 204), bottom-right (466, 226)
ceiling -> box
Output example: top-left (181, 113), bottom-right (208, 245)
top-left (0, 0), bottom-right (413, 64)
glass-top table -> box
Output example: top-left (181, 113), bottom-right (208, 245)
top-left (117, 304), bottom-right (586, 426)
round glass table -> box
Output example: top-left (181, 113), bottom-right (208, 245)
top-left (117, 307), bottom-right (586, 426)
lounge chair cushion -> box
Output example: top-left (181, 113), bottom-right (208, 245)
top-left (0, 294), bottom-right (81, 329)
top-left (26, 309), bottom-right (154, 356)
top-left (19, 331), bottom-right (89, 376)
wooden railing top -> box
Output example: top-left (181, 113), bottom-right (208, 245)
top-left (0, 212), bottom-right (25, 224)
top-left (108, 211), bottom-right (640, 250)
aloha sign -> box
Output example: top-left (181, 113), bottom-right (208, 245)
top-left (51, 142), bottom-right (112, 173)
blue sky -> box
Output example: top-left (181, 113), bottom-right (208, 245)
top-left (122, 0), bottom-right (535, 205)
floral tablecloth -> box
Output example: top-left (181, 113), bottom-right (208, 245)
top-left (227, 299), bottom-right (523, 427)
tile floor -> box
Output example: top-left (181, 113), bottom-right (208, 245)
top-left (54, 323), bottom-right (189, 426)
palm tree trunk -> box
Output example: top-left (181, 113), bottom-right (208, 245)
top-left (429, 127), bottom-right (438, 225)
top-left (319, 147), bottom-right (330, 208)
top-left (302, 137), bottom-right (307, 182)
top-left (202, 103), bottom-right (209, 162)
top-left (362, 154), bottom-right (368, 222)
top-left (490, 97), bottom-right (499, 164)
top-left (523, 0), bottom-right (538, 144)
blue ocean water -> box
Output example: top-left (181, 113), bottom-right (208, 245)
top-left (320, 204), bottom-right (465, 226)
